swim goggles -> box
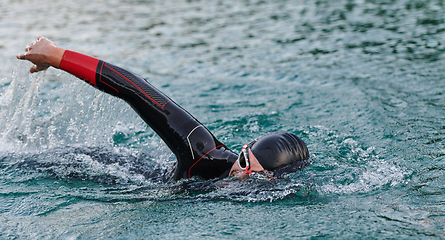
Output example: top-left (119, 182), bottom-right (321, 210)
top-left (237, 144), bottom-right (251, 172)
top-left (237, 139), bottom-right (257, 174)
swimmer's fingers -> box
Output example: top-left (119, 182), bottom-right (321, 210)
top-left (16, 52), bottom-right (29, 60)
top-left (16, 52), bottom-right (47, 73)
top-left (30, 64), bottom-right (50, 73)
top-left (16, 36), bottom-right (61, 73)
top-left (17, 37), bottom-right (40, 58)
top-left (16, 39), bottom-right (38, 62)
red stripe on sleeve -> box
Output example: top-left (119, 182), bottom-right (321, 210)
top-left (59, 50), bottom-right (100, 86)
top-left (188, 145), bottom-right (224, 178)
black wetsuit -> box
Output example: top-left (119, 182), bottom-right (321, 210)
top-left (60, 50), bottom-right (237, 181)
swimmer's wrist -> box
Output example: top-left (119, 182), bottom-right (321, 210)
top-left (50, 46), bottom-right (66, 69)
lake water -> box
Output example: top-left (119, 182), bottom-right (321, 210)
top-left (1, 0), bottom-right (445, 238)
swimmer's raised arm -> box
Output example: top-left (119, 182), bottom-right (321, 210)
top-left (16, 36), bottom-right (237, 181)
top-left (16, 36), bottom-right (65, 73)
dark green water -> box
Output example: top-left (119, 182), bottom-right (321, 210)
top-left (1, 0), bottom-right (445, 238)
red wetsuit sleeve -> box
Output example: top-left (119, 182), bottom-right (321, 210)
top-left (59, 50), bottom-right (100, 86)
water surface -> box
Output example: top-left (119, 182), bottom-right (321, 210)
top-left (1, 0), bottom-right (445, 238)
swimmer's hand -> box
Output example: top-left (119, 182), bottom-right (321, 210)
top-left (16, 36), bottom-right (66, 73)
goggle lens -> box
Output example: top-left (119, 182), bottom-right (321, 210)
top-left (237, 144), bottom-right (250, 171)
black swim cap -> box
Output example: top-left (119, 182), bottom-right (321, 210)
top-left (250, 132), bottom-right (309, 171)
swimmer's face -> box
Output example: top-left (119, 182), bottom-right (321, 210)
top-left (229, 148), bottom-right (267, 179)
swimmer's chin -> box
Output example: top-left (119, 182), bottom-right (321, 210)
top-left (229, 171), bottom-right (274, 180)
top-left (229, 170), bottom-right (251, 180)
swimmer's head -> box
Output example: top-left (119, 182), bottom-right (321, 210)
top-left (250, 131), bottom-right (309, 172)
top-left (230, 132), bottom-right (310, 178)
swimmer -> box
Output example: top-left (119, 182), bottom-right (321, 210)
top-left (16, 36), bottom-right (310, 181)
